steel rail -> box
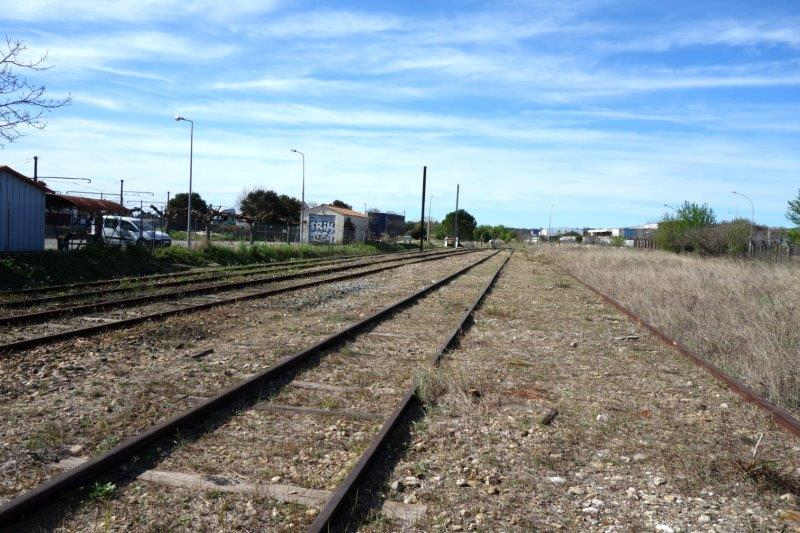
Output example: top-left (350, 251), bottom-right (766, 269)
top-left (0, 249), bottom-right (475, 355)
top-left (0, 250), bottom-right (499, 527)
top-left (309, 250), bottom-right (512, 532)
top-left (0, 249), bottom-right (452, 310)
top-left (0, 248), bottom-right (430, 298)
top-left (0, 250), bottom-right (462, 327)
top-left (561, 267), bottom-right (800, 439)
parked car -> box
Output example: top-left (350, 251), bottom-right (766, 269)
top-left (99, 216), bottom-right (171, 247)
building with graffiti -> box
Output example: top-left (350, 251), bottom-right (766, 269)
top-left (301, 204), bottom-right (368, 244)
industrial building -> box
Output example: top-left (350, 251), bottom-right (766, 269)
top-left (0, 165), bottom-right (48, 252)
top-left (367, 211), bottom-right (405, 240)
top-left (301, 204), bottom-right (368, 244)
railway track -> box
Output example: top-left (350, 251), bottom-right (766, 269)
top-left (0, 249), bottom-right (452, 315)
top-left (0, 249), bottom-right (473, 354)
top-left (0, 250), bottom-right (509, 530)
top-left (0, 248), bottom-right (433, 309)
top-left (561, 266), bottom-right (800, 439)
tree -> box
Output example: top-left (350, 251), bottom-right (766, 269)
top-left (675, 201), bottom-right (715, 227)
top-left (239, 189), bottom-right (300, 224)
top-left (440, 209), bottom-right (477, 241)
top-left (331, 200), bottom-right (352, 210)
top-left (166, 192), bottom-right (208, 231)
top-left (474, 224), bottom-right (493, 243)
top-left (1, 37), bottom-right (70, 145)
top-left (655, 201), bottom-right (716, 253)
top-left (787, 189), bottom-right (800, 226)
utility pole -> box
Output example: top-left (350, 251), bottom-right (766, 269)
top-left (120, 179), bottom-right (124, 208)
top-left (419, 166), bottom-right (427, 252)
top-left (427, 194), bottom-right (432, 244)
top-left (455, 184), bottom-right (460, 247)
top-left (33, 156), bottom-right (38, 182)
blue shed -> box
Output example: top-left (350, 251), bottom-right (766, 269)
top-left (0, 165), bottom-right (48, 251)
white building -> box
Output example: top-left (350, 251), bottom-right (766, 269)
top-left (301, 204), bottom-right (368, 244)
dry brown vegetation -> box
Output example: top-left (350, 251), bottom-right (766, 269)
top-left (539, 245), bottom-right (800, 414)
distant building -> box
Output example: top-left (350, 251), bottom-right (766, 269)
top-left (0, 165), bottom-right (49, 251)
top-left (367, 211), bottom-right (405, 240)
top-left (584, 224), bottom-right (658, 245)
top-left (301, 204), bottom-right (368, 244)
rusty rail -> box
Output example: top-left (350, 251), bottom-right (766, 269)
top-left (561, 267), bottom-right (800, 439)
top-left (0, 250), bottom-right (499, 527)
top-left (0, 249), bottom-right (474, 355)
top-left (309, 250), bottom-right (512, 532)
top-left (0, 249), bottom-right (464, 327)
top-left (0, 249), bottom-right (440, 309)
top-left (0, 248), bottom-right (429, 298)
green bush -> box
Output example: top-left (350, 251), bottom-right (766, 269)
top-left (0, 243), bottom-right (169, 289)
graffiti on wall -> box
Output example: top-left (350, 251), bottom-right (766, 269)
top-left (309, 214), bottom-right (335, 243)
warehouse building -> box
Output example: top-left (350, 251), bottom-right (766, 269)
top-left (0, 165), bottom-right (48, 252)
top-left (301, 204), bottom-right (368, 244)
top-left (367, 210), bottom-right (405, 240)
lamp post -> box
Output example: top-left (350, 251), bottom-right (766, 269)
top-left (175, 116), bottom-right (194, 248)
top-left (290, 149), bottom-right (305, 243)
top-left (732, 190), bottom-right (755, 255)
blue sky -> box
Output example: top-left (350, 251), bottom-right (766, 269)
top-left (2, 0), bottom-right (799, 229)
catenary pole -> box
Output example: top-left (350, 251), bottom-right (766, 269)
top-left (455, 184), bottom-right (460, 247)
top-left (419, 166), bottom-right (426, 252)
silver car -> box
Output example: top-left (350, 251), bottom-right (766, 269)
top-left (101, 216), bottom-right (171, 247)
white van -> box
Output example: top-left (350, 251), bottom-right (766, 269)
top-left (100, 216), bottom-right (171, 247)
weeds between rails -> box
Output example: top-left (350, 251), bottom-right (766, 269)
top-left (0, 249), bottom-right (475, 354)
top-left (0, 251), bottom-right (502, 529)
top-left (0, 242), bottom-right (424, 291)
top-left (0, 250), bottom-right (461, 326)
top-left (0, 249), bottom-right (450, 310)
top-left (539, 245), bottom-right (800, 416)
top-left (0, 247), bottom-right (431, 300)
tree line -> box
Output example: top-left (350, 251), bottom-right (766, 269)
top-left (652, 192), bottom-right (800, 256)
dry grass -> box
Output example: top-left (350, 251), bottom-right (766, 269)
top-left (539, 245), bottom-right (800, 414)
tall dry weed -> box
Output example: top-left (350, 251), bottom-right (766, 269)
top-left (539, 246), bottom-right (800, 414)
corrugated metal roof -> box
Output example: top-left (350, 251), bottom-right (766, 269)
top-left (49, 194), bottom-right (130, 214)
top-left (0, 165), bottom-right (52, 193)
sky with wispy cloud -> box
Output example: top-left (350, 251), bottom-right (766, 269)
top-left (2, 0), bottom-right (799, 228)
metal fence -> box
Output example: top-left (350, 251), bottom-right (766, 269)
top-left (204, 223), bottom-right (300, 243)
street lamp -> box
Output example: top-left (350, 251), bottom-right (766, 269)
top-left (175, 116), bottom-right (194, 248)
top-left (732, 190), bottom-right (755, 255)
top-left (290, 149), bottom-right (305, 242)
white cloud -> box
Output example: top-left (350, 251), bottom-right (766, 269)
top-left (28, 31), bottom-right (237, 71)
top-left (1, 0), bottom-right (281, 22)
top-left (600, 19), bottom-right (800, 52)
top-left (210, 76), bottom-right (430, 99)
top-left (251, 10), bottom-right (404, 39)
